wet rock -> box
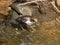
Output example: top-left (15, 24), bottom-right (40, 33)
top-left (11, 2), bottom-right (38, 16)
top-left (19, 6), bottom-right (33, 16)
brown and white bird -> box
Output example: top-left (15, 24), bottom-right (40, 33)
top-left (16, 16), bottom-right (36, 26)
top-left (15, 15), bottom-right (38, 32)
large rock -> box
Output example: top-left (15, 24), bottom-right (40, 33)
top-left (11, 3), bottom-right (38, 16)
top-left (19, 6), bottom-right (33, 16)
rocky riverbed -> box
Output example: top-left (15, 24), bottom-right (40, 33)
top-left (0, 0), bottom-right (60, 45)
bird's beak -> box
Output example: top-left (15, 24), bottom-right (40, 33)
top-left (30, 17), bottom-right (38, 22)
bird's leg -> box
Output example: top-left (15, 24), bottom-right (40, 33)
top-left (29, 26), bottom-right (36, 32)
top-left (19, 24), bottom-right (27, 31)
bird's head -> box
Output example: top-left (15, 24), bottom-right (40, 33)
top-left (22, 16), bottom-right (38, 26)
